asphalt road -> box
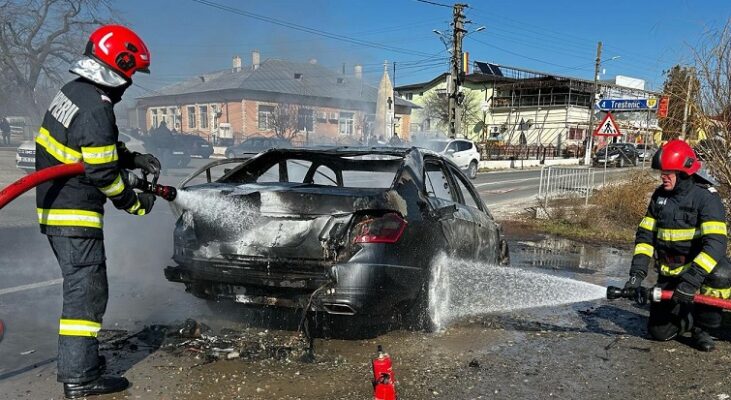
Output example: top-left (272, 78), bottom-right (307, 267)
top-left (0, 150), bottom-right (643, 380)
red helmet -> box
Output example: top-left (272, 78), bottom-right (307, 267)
top-left (651, 139), bottom-right (701, 175)
top-left (84, 25), bottom-right (150, 80)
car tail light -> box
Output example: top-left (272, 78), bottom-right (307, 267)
top-left (352, 213), bottom-right (407, 244)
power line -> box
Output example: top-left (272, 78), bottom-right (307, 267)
top-left (189, 0), bottom-right (434, 58)
top-left (414, 0), bottom-right (453, 8)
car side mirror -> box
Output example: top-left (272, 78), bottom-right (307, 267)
top-left (446, 149), bottom-right (456, 155)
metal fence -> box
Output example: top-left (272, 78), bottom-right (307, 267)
top-left (478, 144), bottom-right (586, 161)
top-left (537, 166), bottom-right (595, 208)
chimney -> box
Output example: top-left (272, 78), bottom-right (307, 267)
top-left (309, 58), bottom-right (317, 64)
top-left (354, 64), bottom-right (363, 80)
top-left (232, 55), bottom-right (242, 72)
top-left (251, 49), bottom-right (260, 70)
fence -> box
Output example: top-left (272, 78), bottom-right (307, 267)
top-left (537, 166), bottom-right (595, 208)
top-left (479, 144), bottom-right (586, 161)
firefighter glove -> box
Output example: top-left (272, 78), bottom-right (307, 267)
top-left (672, 281), bottom-right (697, 304)
top-left (132, 153), bottom-right (161, 177)
top-left (126, 193), bottom-right (155, 216)
top-left (624, 274), bottom-right (644, 290)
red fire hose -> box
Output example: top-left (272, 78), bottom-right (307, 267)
top-left (654, 289), bottom-right (731, 310)
top-left (0, 163), bottom-right (85, 210)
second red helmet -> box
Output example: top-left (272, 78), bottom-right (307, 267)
top-left (651, 139), bottom-right (701, 175)
top-left (84, 25), bottom-right (150, 80)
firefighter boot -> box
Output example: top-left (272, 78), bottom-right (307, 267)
top-left (63, 376), bottom-right (129, 399)
top-left (691, 327), bottom-right (715, 352)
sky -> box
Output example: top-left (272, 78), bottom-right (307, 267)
top-left (119, 0), bottom-right (731, 98)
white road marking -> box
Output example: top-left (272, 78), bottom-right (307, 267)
top-left (473, 177), bottom-right (537, 187)
top-left (0, 278), bottom-right (62, 297)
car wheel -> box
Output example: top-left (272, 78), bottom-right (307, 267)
top-left (468, 161), bottom-right (478, 179)
top-left (404, 283), bottom-right (436, 333)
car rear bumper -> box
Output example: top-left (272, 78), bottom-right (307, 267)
top-left (164, 260), bottom-right (423, 316)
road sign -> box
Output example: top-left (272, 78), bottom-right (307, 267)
top-left (593, 112), bottom-right (623, 137)
top-left (657, 96), bottom-right (670, 118)
top-left (598, 98), bottom-right (658, 111)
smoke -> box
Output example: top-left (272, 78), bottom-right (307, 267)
top-left (428, 254), bottom-right (607, 331)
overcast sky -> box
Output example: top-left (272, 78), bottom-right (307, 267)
top-left (118, 0), bottom-right (730, 98)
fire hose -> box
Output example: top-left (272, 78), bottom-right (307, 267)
top-left (606, 285), bottom-right (731, 310)
top-left (0, 162), bottom-right (177, 212)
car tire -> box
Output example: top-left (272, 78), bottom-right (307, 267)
top-left (404, 283), bottom-right (437, 333)
top-left (467, 160), bottom-right (478, 179)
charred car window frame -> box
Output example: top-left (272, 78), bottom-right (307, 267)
top-left (447, 165), bottom-right (484, 212)
top-left (423, 158), bottom-right (458, 203)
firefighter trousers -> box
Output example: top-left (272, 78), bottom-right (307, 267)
top-left (648, 261), bottom-right (731, 341)
top-left (47, 235), bottom-right (108, 383)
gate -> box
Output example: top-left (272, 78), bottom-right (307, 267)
top-left (537, 166), bottom-right (595, 208)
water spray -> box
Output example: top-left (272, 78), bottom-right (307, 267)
top-left (606, 286), bottom-right (731, 310)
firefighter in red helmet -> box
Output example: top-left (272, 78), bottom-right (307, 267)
top-left (35, 25), bottom-right (160, 398)
top-left (624, 139), bottom-right (730, 351)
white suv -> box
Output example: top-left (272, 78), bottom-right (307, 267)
top-left (424, 138), bottom-right (481, 179)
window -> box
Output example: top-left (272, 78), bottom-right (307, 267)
top-left (456, 141), bottom-right (472, 152)
top-left (405, 93), bottom-right (413, 100)
top-left (151, 109), bottom-right (158, 128)
top-left (297, 108), bottom-right (313, 131)
top-left (287, 160), bottom-right (312, 182)
top-left (313, 165), bottom-right (337, 186)
top-left (256, 164), bottom-right (280, 183)
top-left (446, 142), bottom-right (458, 152)
top-left (568, 128), bottom-right (586, 140)
top-left (199, 105), bottom-right (209, 129)
top-left (258, 105), bottom-right (274, 130)
top-left (187, 106), bottom-right (196, 129)
top-left (450, 167), bottom-right (482, 210)
top-left (338, 111), bottom-right (354, 136)
top-left (424, 162), bottom-right (455, 202)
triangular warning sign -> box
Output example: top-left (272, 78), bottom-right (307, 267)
top-left (593, 112), bottom-right (623, 137)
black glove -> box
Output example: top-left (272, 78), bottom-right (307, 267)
top-left (672, 281), bottom-right (697, 304)
top-left (126, 193), bottom-right (155, 216)
top-left (623, 273), bottom-right (644, 301)
top-left (132, 153), bottom-right (161, 177)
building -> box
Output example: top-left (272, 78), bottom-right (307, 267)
top-left (130, 52), bottom-right (417, 145)
top-left (396, 61), bottom-right (660, 152)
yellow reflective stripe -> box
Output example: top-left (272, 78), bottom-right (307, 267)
top-left (701, 221), bottom-right (728, 236)
top-left (633, 243), bottom-right (654, 257)
top-left (35, 127), bottom-right (82, 164)
top-left (701, 286), bottom-right (731, 299)
top-left (99, 174), bottom-right (125, 197)
top-left (693, 251), bottom-right (717, 273)
top-left (81, 144), bottom-right (118, 165)
top-left (59, 319), bottom-right (101, 337)
top-left (639, 216), bottom-right (657, 232)
top-left (37, 208), bottom-right (103, 229)
top-left (126, 199), bottom-right (143, 215)
top-left (659, 263), bottom-right (691, 276)
top-left (657, 228), bottom-right (700, 242)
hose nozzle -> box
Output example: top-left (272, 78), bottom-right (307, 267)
top-left (606, 286), bottom-right (648, 304)
top-left (123, 170), bottom-right (177, 201)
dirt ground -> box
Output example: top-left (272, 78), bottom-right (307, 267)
top-left (2, 226), bottom-right (731, 399)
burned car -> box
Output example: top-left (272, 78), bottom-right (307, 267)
top-left (165, 147), bottom-right (509, 330)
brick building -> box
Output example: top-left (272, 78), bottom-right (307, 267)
top-left (130, 52), bottom-right (417, 145)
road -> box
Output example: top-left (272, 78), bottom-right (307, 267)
top-left (0, 150), bottom-right (642, 382)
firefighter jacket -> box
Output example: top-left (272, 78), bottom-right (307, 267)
top-left (35, 78), bottom-right (145, 239)
top-left (631, 177), bottom-right (729, 280)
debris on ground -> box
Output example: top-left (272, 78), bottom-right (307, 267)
top-left (19, 349), bottom-right (35, 355)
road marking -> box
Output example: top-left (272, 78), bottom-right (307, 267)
top-left (473, 177), bottom-right (538, 187)
top-left (0, 278), bottom-right (62, 297)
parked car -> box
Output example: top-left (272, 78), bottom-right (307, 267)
top-left (224, 136), bottom-right (292, 159)
top-left (593, 143), bottom-right (639, 167)
top-left (635, 144), bottom-right (657, 161)
top-left (177, 134), bottom-right (213, 159)
top-left (142, 131), bottom-right (191, 168)
top-left (16, 130), bottom-right (145, 173)
top-left (421, 138), bottom-right (481, 179)
top-left (165, 147), bottom-right (509, 332)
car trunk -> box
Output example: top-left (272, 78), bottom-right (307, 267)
top-left (182, 184), bottom-right (407, 265)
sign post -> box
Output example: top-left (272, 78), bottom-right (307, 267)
top-left (593, 112), bottom-right (623, 185)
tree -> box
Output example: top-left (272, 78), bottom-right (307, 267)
top-left (422, 89), bottom-right (481, 139)
top-left (692, 20), bottom-right (731, 250)
top-left (658, 65), bottom-right (700, 140)
top-left (0, 0), bottom-right (112, 122)
top-left (268, 103), bottom-right (301, 140)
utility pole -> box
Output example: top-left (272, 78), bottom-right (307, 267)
top-left (448, 3), bottom-right (467, 139)
top-left (680, 67), bottom-right (694, 140)
top-left (584, 41), bottom-right (602, 166)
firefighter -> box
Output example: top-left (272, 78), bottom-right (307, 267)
top-left (624, 139), bottom-right (730, 351)
top-left (35, 25), bottom-right (160, 398)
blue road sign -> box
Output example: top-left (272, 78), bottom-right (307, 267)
top-left (598, 98), bottom-right (658, 111)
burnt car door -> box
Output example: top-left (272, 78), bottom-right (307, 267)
top-left (423, 158), bottom-right (477, 259)
top-left (447, 164), bottom-right (500, 263)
